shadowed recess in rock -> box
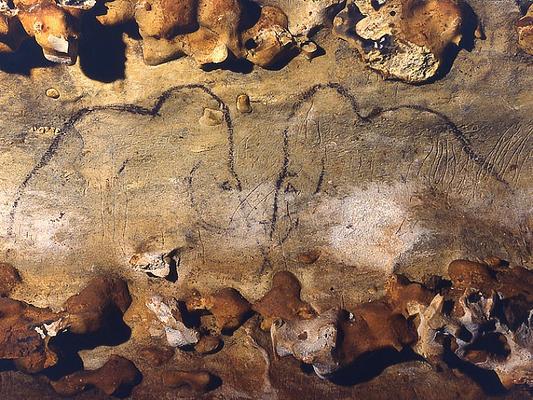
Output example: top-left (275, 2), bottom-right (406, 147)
top-left (0, 0), bottom-right (489, 81)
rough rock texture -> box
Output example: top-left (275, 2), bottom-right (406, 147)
top-left (0, 0), bottom-right (531, 398)
top-left (1, 0), bottom-right (482, 78)
top-left (0, 262), bottom-right (21, 296)
top-left (398, 259), bottom-right (533, 389)
top-left (186, 287), bottom-right (252, 333)
top-left (160, 369), bottom-right (215, 392)
top-left (272, 307), bottom-right (340, 376)
top-left (0, 274), bottom-right (133, 375)
top-left (0, 0), bottom-right (339, 68)
top-left (253, 271), bottom-right (316, 329)
top-left (0, 296), bottom-right (62, 373)
top-left (50, 355), bottom-right (141, 396)
top-left (517, 3), bottom-right (533, 54)
top-left (129, 249), bottom-right (177, 279)
top-left (137, 345), bottom-right (174, 367)
top-left (146, 295), bottom-right (200, 347)
top-left (63, 276), bottom-right (131, 334)
top-left (334, 0), bottom-right (475, 82)
top-left (1, 0), bottom-right (95, 63)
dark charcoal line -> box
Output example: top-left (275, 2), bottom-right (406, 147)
top-left (289, 82), bottom-right (364, 120)
top-left (314, 156), bottom-right (326, 195)
top-left (117, 159), bottom-right (129, 175)
top-left (8, 82), bottom-right (509, 240)
top-left (7, 84), bottom-right (239, 235)
top-left (270, 128), bottom-right (290, 239)
top-left (268, 82), bottom-right (511, 239)
top-left (269, 82), bottom-right (365, 239)
top-left (7, 84), bottom-right (242, 236)
top-left (154, 84), bottom-right (242, 191)
top-left (380, 105), bottom-right (511, 189)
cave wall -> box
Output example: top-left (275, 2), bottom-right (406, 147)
top-left (0, 0), bottom-right (531, 399)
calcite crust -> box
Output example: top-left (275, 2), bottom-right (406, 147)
top-left (517, 4), bottom-right (533, 55)
top-left (334, 0), bottom-right (469, 82)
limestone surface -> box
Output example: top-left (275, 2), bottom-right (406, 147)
top-left (0, 0), bottom-right (531, 398)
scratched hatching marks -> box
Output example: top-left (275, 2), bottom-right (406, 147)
top-left (7, 84), bottom-right (241, 236)
top-left (498, 124), bottom-right (532, 184)
top-left (268, 83), bottom-right (513, 239)
top-left (469, 123), bottom-right (532, 187)
top-left (187, 161), bottom-right (234, 233)
top-left (412, 135), bottom-right (474, 192)
top-left (510, 135), bottom-right (532, 184)
top-left (475, 125), bottom-right (516, 183)
top-left (6, 82), bottom-right (515, 246)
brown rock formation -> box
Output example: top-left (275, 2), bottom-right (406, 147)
top-left (517, 4), bottom-right (533, 54)
top-left (50, 355), bottom-right (141, 396)
top-left (253, 271), bottom-right (317, 330)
